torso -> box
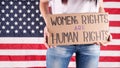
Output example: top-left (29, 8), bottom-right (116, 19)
top-left (49, 0), bottom-right (99, 14)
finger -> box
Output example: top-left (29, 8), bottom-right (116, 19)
top-left (99, 42), bottom-right (108, 46)
top-left (108, 34), bottom-right (112, 42)
top-left (44, 33), bottom-right (50, 48)
top-left (44, 33), bottom-right (46, 43)
top-left (44, 43), bottom-right (49, 48)
top-left (44, 36), bottom-right (51, 48)
top-left (52, 45), bottom-right (56, 48)
top-left (45, 35), bottom-right (52, 48)
top-left (94, 42), bottom-right (100, 45)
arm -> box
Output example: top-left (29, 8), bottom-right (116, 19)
top-left (39, 0), bottom-right (49, 24)
top-left (99, 0), bottom-right (105, 13)
top-left (39, 0), bottom-right (50, 48)
top-left (98, 0), bottom-right (112, 46)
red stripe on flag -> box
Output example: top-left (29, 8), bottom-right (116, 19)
top-left (111, 33), bottom-right (120, 39)
top-left (0, 55), bottom-right (119, 62)
top-left (100, 56), bottom-right (120, 62)
top-left (67, 56), bottom-right (120, 62)
top-left (98, 67), bottom-right (120, 68)
top-left (27, 67), bottom-right (76, 68)
top-left (110, 21), bottom-right (120, 27)
top-left (27, 67), bottom-right (46, 68)
top-left (0, 44), bottom-right (120, 50)
top-left (0, 44), bottom-right (47, 49)
top-left (101, 45), bottom-right (120, 50)
top-left (105, 8), bottom-right (120, 14)
top-left (0, 55), bottom-right (75, 61)
top-left (104, 0), bottom-right (120, 2)
top-left (27, 66), bottom-right (120, 68)
top-left (0, 55), bottom-right (46, 61)
top-left (0, 55), bottom-right (76, 61)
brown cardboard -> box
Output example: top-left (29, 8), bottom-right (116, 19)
top-left (46, 13), bottom-right (109, 46)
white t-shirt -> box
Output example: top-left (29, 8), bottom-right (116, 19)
top-left (49, 0), bottom-right (99, 14)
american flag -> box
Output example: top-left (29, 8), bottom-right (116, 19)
top-left (0, 0), bottom-right (120, 68)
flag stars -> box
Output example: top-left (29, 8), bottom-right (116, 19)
top-left (1, 9), bottom-right (5, 13)
top-left (19, 18), bottom-right (22, 21)
top-left (27, 26), bottom-right (31, 29)
top-left (23, 22), bottom-right (27, 25)
top-left (6, 21), bottom-right (10, 25)
top-left (1, 1), bottom-right (5, 5)
top-left (15, 30), bottom-right (18, 33)
top-left (40, 30), bottom-right (43, 33)
top-left (14, 5), bottom-right (18, 9)
top-left (36, 26), bottom-right (39, 29)
top-left (6, 13), bottom-right (9, 17)
top-left (27, 1), bottom-right (31, 5)
top-left (27, 9), bottom-right (31, 13)
top-left (1, 17), bottom-right (5, 21)
top-left (35, 1), bottom-right (39, 5)
top-left (31, 5), bottom-right (34, 9)
top-left (6, 30), bottom-right (10, 33)
top-left (27, 18), bottom-right (31, 21)
top-left (10, 1), bottom-right (13, 5)
top-left (23, 30), bottom-right (27, 33)
top-left (40, 22), bottom-right (43, 25)
top-left (19, 9), bottom-right (22, 13)
top-left (2, 26), bottom-right (6, 29)
top-left (31, 30), bottom-right (35, 33)
top-left (6, 5), bottom-right (9, 9)
top-left (14, 22), bottom-right (18, 25)
top-left (31, 14), bottom-right (35, 17)
top-left (10, 10), bottom-right (14, 13)
top-left (0, 0), bottom-right (44, 36)
top-left (36, 10), bottom-right (39, 13)
top-left (10, 18), bottom-right (14, 21)
top-left (36, 18), bottom-right (39, 21)
top-left (40, 14), bottom-right (42, 17)
top-left (18, 1), bottom-right (22, 5)
top-left (23, 13), bottom-right (26, 17)
top-left (14, 13), bottom-right (18, 17)
top-left (31, 22), bottom-right (35, 25)
top-left (11, 26), bottom-right (14, 29)
top-left (19, 26), bottom-right (23, 29)
top-left (22, 5), bottom-right (26, 9)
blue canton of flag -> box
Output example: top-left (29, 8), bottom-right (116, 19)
top-left (0, 0), bottom-right (45, 37)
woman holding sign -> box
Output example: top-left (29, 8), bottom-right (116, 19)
top-left (40, 0), bottom-right (112, 68)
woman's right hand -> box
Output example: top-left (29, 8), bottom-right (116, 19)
top-left (44, 26), bottom-right (50, 48)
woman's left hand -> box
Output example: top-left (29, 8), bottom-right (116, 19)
top-left (94, 34), bottom-right (112, 46)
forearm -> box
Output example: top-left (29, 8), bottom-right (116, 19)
top-left (39, 0), bottom-right (49, 24)
top-left (99, 0), bottom-right (105, 13)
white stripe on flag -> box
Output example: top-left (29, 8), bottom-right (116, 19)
top-left (69, 62), bottom-right (120, 68)
top-left (0, 37), bottom-right (44, 44)
top-left (108, 39), bottom-right (120, 45)
top-left (0, 61), bottom-right (45, 67)
top-left (104, 2), bottom-right (120, 8)
top-left (0, 50), bottom-right (119, 56)
top-left (0, 38), bottom-right (120, 45)
top-left (0, 50), bottom-right (46, 55)
top-left (0, 61), bottom-right (119, 67)
top-left (110, 27), bottom-right (120, 33)
top-left (109, 15), bottom-right (120, 21)
top-left (100, 51), bottom-right (120, 56)
top-left (98, 62), bottom-right (120, 67)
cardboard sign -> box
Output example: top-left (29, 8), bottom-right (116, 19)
top-left (46, 13), bottom-right (109, 46)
